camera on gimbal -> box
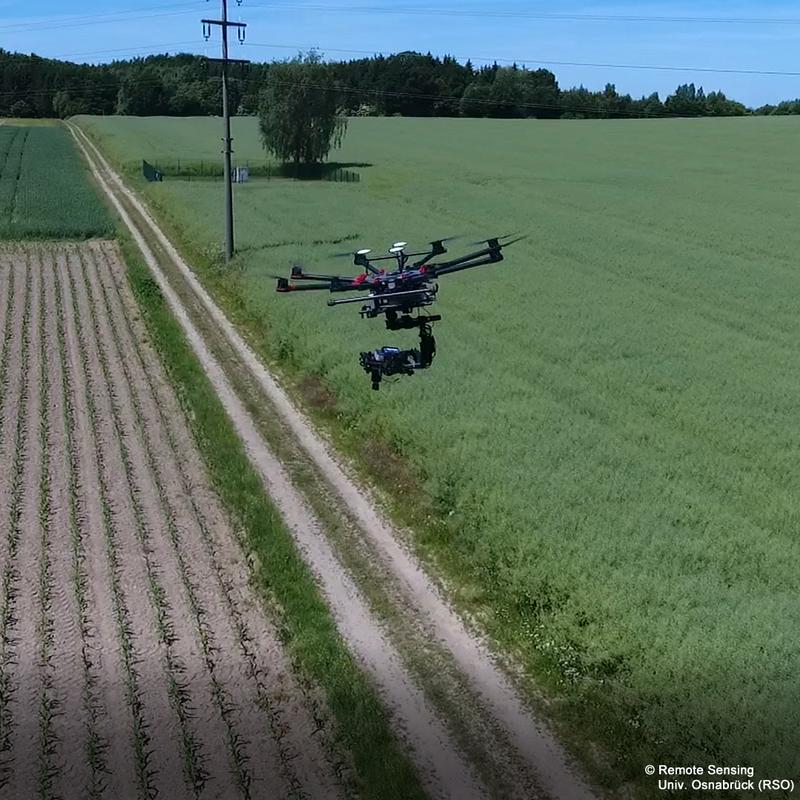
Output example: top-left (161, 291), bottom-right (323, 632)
top-left (359, 347), bottom-right (419, 390)
top-left (358, 314), bottom-right (439, 390)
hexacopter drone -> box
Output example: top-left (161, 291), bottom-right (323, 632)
top-left (274, 234), bottom-right (524, 389)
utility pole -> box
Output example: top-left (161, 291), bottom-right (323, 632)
top-left (202, 0), bottom-right (248, 262)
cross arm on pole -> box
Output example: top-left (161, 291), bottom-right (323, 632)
top-left (201, 18), bottom-right (247, 27)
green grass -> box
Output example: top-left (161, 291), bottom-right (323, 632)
top-left (73, 116), bottom-right (274, 177)
top-left (0, 125), bottom-right (113, 240)
top-left (79, 114), bottom-right (800, 793)
top-left (118, 233), bottom-right (427, 800)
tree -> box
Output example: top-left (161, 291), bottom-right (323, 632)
top-left (665, 83), bottom-right (704, 117)
top-left (518, 69), bottom-right (560, 118)
top-left (460, 81), bottom-right (492, 117)
top-left (8, 98), bottom-right (36, 118)
top-left (258, 53), bottom-right (347, 170)
top-left (116, 64), bottom-right (168, 115)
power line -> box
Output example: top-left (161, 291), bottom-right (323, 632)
top-left (0, 5), bottom-right (199, 35)
top-left (244, 41), bottom-right (800, 78)
top-left (0, 2), bottom-right (196, 31)
top-left (4, 0), bottom-right (800, 36)
top-left (5, 40), bottom-right (798, 79)
top-left (247, 75), bottom-right (693, 118)
top-left (247, 2), bottom-right (800, 26)
top-left (58, 42), bottom-right (201, 62)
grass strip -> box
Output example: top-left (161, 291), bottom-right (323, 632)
top-left (119, 231), bottom-right (428, 800)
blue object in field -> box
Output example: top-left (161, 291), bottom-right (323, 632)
top-left (142, 160), bottom-right (163, 183)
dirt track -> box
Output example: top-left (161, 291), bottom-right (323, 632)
top-left (68, 123), bottom-right (599, 800)
top-left (0, 242), bottom-right (341, 799)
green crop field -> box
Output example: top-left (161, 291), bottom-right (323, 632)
top-left (0, 124), bottom-right (112, 240)
top-left (77, 113), bottom-right (800, 791)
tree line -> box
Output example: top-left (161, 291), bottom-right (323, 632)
top-left (2, 48), bottom-right (798, 120)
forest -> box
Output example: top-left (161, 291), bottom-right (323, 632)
top-left (2, 47), bottom-right (799, 120)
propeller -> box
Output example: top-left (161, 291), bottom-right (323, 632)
top-left (331, 247), bottom-right (372, 259)
top-left (401, 234), bottom-right (462, 252)
top-left (468, 232), bottom-right (520, 246)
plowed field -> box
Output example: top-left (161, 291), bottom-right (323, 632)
top-left (0, 241), bottom-right (341, 800)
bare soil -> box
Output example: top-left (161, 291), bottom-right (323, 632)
top-left (0, 243), bottom-right (343, 799)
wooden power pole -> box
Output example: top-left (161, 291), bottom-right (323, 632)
top-left (202, 0), bottom-right (248, 262)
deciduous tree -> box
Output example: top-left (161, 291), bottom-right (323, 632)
top-left (258, 52), bottom-right (347, 170)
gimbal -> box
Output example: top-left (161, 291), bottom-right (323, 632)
top-left (359, 314), bottom-right (440, 390)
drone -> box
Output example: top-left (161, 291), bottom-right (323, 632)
top-left (274, 233), bottom-right (524, 389)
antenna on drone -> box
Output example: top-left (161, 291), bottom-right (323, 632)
top-left (202, 0), bottom-right (249, 262)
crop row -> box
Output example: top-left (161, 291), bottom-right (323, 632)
top-left (88, 247), bottom-right (256, 791)
top-left (75, 246), bottom-right (219, 796)
top-left (63, 251), bottom-right (167, 799)
top-left (36, 248), bottom-right (59, 799)
top-left (52, 250), bottom-right (109, 798)
top-left (0, 258), bottom-right (32, 790)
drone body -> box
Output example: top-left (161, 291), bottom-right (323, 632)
top-left (275, 234), bottom-right (523, 389)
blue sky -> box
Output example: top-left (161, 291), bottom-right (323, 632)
top-left (3, 1), bottom-right (799, 106)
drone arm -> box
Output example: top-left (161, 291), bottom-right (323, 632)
top-left (327, 287), bottom-right (432, 307)
top-left (432, 235), bottom-right (524, 272)
top-left (276, 280), bottom-right (336, 293)
top-left (327, 295), bottom-right (370, 307)
top-left (291, 270), bottom-right (351, 282)
top-left (433, 244), bottom-right (500, 270)
top-left (412, 251), bottom-right (438, 269)
top-left (432, 254), bottom-right (504, 278)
